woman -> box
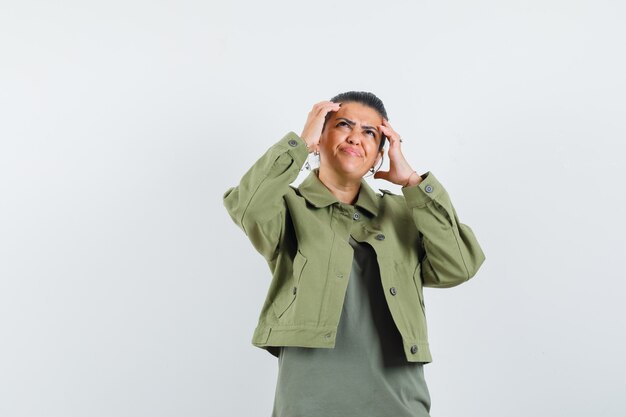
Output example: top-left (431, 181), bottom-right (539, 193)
top-left (223, 91), bottom-right (485, 417)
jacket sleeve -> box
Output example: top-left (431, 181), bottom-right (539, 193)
top-left (223, 131), bottom-right (309, 262)
top-left (401, 172), bottom-right (486, 288)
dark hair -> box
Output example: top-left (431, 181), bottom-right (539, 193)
top-left (322, 91), bottom-right (388, 151)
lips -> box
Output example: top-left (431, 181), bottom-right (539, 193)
top-left (341, 147), bottom-right (362, 157)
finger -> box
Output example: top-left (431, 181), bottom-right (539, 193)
top-left (381, 119), bottom-right (400, 138)
top-left (380, 123), bottom-right (396, 134)
top-left (313, 101), bottom-right (340, 110)
top-left (316, 103), bottom-right (341, 118)
top-left (312, 100), bottom-right (335, 108)
top-left (380, 125), bottom-right (400, 145)
top-left (309, 102), bottom-right (333, 116)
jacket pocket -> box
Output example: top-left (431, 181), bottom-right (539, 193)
top-left (412, 262), bottom-right (426, 313)
top-left (272, 249), bottom-right (307, 319)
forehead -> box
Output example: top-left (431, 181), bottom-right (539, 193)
top-left (332, 102), bottom-right (382, 125)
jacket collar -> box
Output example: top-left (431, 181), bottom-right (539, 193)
top-left (297, 169), bottom-right (380, 216)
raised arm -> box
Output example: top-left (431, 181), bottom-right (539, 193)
top-left (374, 118), bottom-right (485, 287)
top-left (223, 132), bottom-right (308, 262)
top-left (223, 101), bottom-right (341, 261)
top-left (402, 173), bottom-right (485, 287)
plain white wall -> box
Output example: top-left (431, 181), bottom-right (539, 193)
top-left (1, 1), bottom-right (624, 416)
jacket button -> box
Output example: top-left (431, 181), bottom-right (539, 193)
top-left (353, 212), bottom-right (360, 220)
top-left (389, 287), bottom-right (397, 296)
top-left (288, 139), bottom-right (298, 147)
top-left (424, 185), bottom-right (433, 193)
top-left (375, 234), bottom-right (385, 241)
top-left (336, 272), bottom-right (343, 278)
top-left (410, 345), bottom-right (418, 354)
top-left (292, 286), bottom-right (297, 295)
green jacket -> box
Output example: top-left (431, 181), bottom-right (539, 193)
top-left (223, 131), bottom-right (485, 363)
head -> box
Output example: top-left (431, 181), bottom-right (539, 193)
top-left (322, 91), bottom-right (388, 150)
top-left (317, 91), bottom-right (388, 180)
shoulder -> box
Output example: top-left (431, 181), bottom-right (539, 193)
top-left (287, 184), bottom-right (311, 204)
top-left (288, 184), bottom-right (303, 196)
top-left (378, 188), bottom-right (404, 200)
top-left (377, 187), bottom-right (408, 210)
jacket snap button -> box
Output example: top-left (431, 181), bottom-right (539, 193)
top-left (336, 273), bottom-right (343, 278)
top-left (410, 345), bottom-right (418, 354)
top-left (424, 185), bottom-right (433, 193)
top-left (292, 286), bottom-right (297, 295)
top-left (353, 212), bottom-right (360, 220)
top-left (389, 287), bottom-right (397, 296)
top-left (288, 139), bottom-right (298, 147)
top-left (375, 234), bottom-right (385, 241)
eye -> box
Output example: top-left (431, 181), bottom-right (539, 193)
top-left (337, 121), bottom-right (349, 127)
top-left (366, 130), bottom-right (376, 137)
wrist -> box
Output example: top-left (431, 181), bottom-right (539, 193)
top-left (402, 171), bottom-right (422, 188)
top-left (300, 136), bottom-right (315, 153)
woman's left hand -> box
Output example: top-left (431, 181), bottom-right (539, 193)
top-left (374, 119), bottom-right (422, 187)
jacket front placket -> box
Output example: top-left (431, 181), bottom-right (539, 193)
top-left (346, 203), bottom-right (414, 355)
top-left (319, 202), bottom-right (359, 339)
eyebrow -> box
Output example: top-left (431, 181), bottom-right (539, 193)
top-left (336, 117), bottom-right (379, 132)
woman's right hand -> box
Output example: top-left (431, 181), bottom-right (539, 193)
top-left (300, 101), bottom-right (341, 153)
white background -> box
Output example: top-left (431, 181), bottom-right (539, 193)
top-left (1, 1), bottom-right (625, 416)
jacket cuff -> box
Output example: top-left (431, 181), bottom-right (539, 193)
top-left (278, 131), bottom-right (309, 169)
top-left (401, 171), bottom-right (444, 208)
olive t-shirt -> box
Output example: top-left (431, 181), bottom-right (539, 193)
top-left (272, 235), bottom-right (431, 417)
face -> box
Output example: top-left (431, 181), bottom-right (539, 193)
top-left (318, 102), bottom-right (384, 179)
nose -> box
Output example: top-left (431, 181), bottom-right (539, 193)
top-left (347, 135), bottom-right (360, 145)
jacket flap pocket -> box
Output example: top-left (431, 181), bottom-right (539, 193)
top-left (272, 250), bottom-right (307, 318)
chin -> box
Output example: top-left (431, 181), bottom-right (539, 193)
top-left (339, 166), bottom-right (368, 178)
top-left (322, 162), bottom-right (367, 179)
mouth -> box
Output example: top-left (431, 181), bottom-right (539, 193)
top-left (341, 148), bottom-right (362, 157)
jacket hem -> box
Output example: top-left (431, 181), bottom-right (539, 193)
top-left (252, 324), bottom-right (433, 363)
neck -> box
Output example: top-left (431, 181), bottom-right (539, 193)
top-left (316, 167), bottom-right (361, 205)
